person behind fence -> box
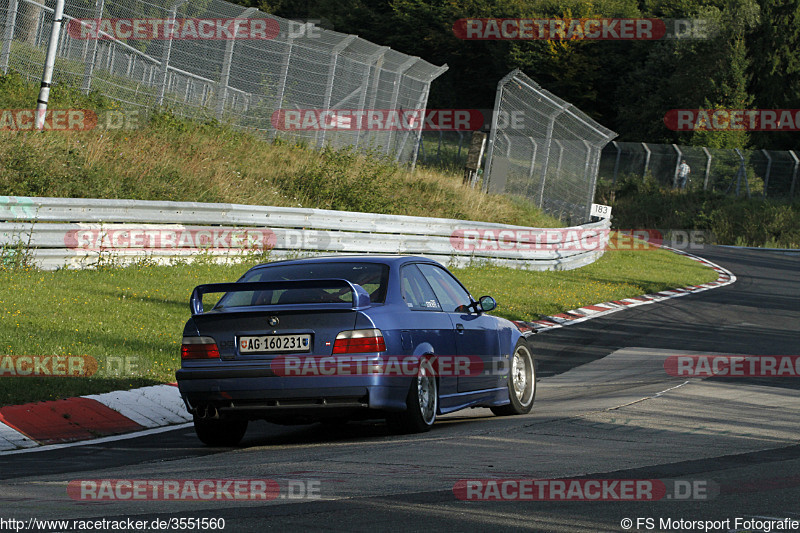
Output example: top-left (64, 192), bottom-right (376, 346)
top-left (678, 160), bottom-right (691, 189)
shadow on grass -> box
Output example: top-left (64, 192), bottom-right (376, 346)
top-left (0, 376), bottom-right (167, 407)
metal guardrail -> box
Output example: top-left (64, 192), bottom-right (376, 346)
top-left (0, 196), bottom-right (610, 271)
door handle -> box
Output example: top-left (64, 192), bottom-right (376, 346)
top-left (456, 323), bottom-right (465, 332)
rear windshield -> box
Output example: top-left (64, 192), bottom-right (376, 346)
top-left (215, 262), bottom-right (390, 308)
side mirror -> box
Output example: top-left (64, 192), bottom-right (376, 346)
top-left (478, 295), bottom-right (497, 312)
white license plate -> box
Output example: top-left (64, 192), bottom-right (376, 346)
top-left (239, 334), bottom-right (311, 354)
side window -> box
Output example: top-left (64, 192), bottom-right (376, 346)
top-left (400, 265), bottom-right (442, 311)
top-left (417, 264), bottom-right (472, 313)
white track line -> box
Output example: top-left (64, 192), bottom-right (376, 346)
top-left (0, 423), bottom-right (193, 456)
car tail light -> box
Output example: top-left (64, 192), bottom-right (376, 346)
top-left (332, 329), bottom-right (386, 354)
top-left (181, 336), bottom-right (220, 359)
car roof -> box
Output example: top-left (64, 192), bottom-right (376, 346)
top-left (247, 255), bottom-right (442, 272)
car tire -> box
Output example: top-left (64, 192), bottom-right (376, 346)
top-left (387, 358), bottom-right (438, 434)
top-left (491, 339), bottom-right (536, 416)
top-left (193, 416), bottom-right (248, 446)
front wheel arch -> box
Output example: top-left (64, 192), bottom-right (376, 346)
top-left (491, 338), bottom-right (536, 416)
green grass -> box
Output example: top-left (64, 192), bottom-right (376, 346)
top-left (457, 247), bottom-right (718, 321)
top-left (0, 248), bottom-right (717, 406)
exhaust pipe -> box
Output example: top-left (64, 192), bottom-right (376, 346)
top-left (196, 404), bottom-right (220, 419)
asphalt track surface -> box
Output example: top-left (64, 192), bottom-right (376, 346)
top-left (1, 245), bottom-right (798, 532)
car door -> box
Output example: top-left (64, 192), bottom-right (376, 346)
top-left (398, 265), bottom-right (458, 398)
top-left (416, 263), bottom-right (500, 393)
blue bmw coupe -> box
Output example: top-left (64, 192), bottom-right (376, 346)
top-left (176, 255), bottom-right (536, 445)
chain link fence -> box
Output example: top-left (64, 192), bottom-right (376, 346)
top-left (483, 70), bottom-right (617, 224)
top-left (599, 142), bottom-right (800, 198)
top-left (0, 0), bottom-right (446, 166)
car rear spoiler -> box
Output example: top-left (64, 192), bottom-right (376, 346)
top-left (189, 278), bottom-right (372, 316)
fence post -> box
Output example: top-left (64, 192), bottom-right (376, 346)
top-left (702, 147), bottom-right (712, 190)
top-left (365, 47), bottom-right (388, 111)
top-left (536, 106), bottom-right (566, 208)
top-left (761, 149), bottom-right (772, 198)
top-left (1, 0), bottom-right (18, 74)
top-left (554, 140), bottom-right (564, 179)
top-left (383, 56), bottom-right (417, 154)
top-left (351, 47), bottom-right (381, 151)
top-left (317, 34), bottom-right (355, 148)
top-left (216, 7), bottom-right (257, 120)
top-left (273, 32), bottom-right (295, 133)
top-left (591, 145), bottom-right (604, 216)
top-left (107, 41), bottom-right (114, 75)
top-left (642, 142), bottom-right (651, 181)
top-left (463, 131), bottom-right (486, 187)
top-left (672, 144), bottom-right (683, 188)
top-left (789, 150), bottom-right (799, 198)
top-left (482, 70), bottom-right (518, 193)
top-left (583, 140), bottom-right (597, 220)
top-left (391, 60), bottom-right (443, 166)
top-left (156, 0), bottom-right (187, 107)
top-left (394, 83), bottom-right (425, 165)
top-left (35, 0), bottom-right (65, 130)
top-left (733, 148), bottom-right (751, 198)
top-left (364, 46), bottom-right (389, 151)
top-left (612, 141), bottom-right (621, 186)
top-left (525, 137), bottom-right (538, 197)
top-left (408, 80), bottom-right (432, 171)
top-left (58, 15), bottom-right (68, 56)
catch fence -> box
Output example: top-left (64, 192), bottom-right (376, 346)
top-left (0, 0), bottom-right (447, 166)
top-left (599, 142), bottom-right (799, 197)
top-left (483, 70), bottom-right (618, 224)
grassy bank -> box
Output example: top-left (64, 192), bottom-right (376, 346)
top-left (597, 175), bottom-right (800, 248)
top-left (0, 248), bottom-right (717, 406)
top-left (0, 71), bottom-right (556, 227)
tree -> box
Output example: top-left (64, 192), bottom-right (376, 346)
top-left (615, 0), bottom-right (758, 147)
top-left (748, 0), bottom-right (800, 149)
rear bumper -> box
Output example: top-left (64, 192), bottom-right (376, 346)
top-left (176, 367), bottom-right (409, 417)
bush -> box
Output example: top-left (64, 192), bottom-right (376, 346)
top-left (607, 179), bottom-right (799, 248)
